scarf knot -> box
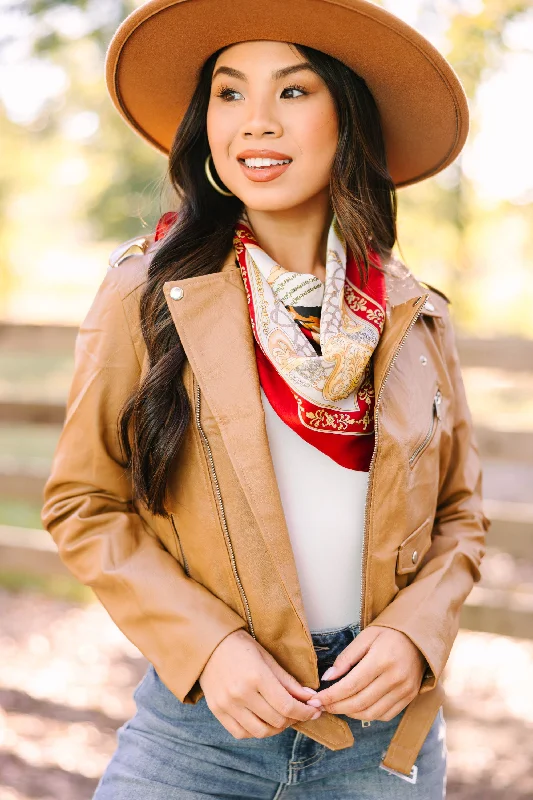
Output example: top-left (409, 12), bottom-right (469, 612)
top-left (154, 210), bottom-right (386, 472)
top-left (233, 214), bottom-right (386, 472)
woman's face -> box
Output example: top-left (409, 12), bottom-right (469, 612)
top-left (206, 40), bottom-right (338, 212)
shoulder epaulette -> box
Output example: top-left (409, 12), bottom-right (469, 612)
top-left (417, 280), bottom-right (451, 305)
top-left (108, 233), bottom-right (154, 269)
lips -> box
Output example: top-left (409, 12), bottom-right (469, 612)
top-left (236, 149), bottom-right (293, 161)
top-left (236, 149), bottom-right (293, 183)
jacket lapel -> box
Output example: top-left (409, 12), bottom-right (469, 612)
top-left (373, 279), bottom-right (430, 398)
top-left (164, 261), bottom-right (313, 637)
top-left (163, 257), bottom-right (429, 635)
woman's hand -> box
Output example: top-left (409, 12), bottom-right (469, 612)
top-left (307, 626), bottom-right (427, 721)
top-left (199, 629), bottom-right (322, 739)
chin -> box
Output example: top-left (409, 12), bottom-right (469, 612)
top-left (237, 191), bottom-right (316, 213)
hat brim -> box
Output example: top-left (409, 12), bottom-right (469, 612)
top-left (105, 0), bottom-right (469, 188)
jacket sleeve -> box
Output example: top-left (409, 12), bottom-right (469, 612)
top-left (366, 305), bottom-right (490, 693)
top-left (41, 268), bottom-right (247, 702)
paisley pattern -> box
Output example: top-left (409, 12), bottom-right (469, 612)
top-left (233, 214), bottom-right (386, 472)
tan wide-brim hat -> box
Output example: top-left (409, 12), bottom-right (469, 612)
top-left (105, 0), bottom-right (469, 188)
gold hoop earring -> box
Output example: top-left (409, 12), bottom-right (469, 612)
top-left (205, 154), bottom-right (234, 197)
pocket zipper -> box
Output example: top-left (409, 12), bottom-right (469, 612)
top-left (193, 378), bottom-right (256, 640)
top-left (360, 294), bottom-right (429, 629)
top-left (409, 388), bottom-right (442, 467)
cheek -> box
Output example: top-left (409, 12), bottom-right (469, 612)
top-left (293, 104), bottom-right (338, 173)
top-left (206, 105), bottom-right (232, 154)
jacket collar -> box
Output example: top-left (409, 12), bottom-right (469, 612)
top-left (216, 248), bottom-right (439, 313)
top-left (213, 252), bottom-right (438, 394)
top-left (163, 254), bottom-right (431, 635)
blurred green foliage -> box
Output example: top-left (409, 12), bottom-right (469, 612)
top-left (0, 0), bottom-right (532, 333)
top-left (447, 0), bottom-right (529, 94)
top-left (0, 569), bottom-right (93, 602)
top-left (0, 499), bottom-right (46, 530)
top-left (2, 0), bottom-right (168, 240)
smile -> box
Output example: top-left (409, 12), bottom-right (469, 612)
top-left (240, 157), bottom-right (292, 168)
top-left (237, 157), bottom-right (293, 183)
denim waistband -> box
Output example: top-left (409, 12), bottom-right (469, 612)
top-left (310, 621), bottom-right (360, 640)
top-left (310, 622), bottom-right (361, 689)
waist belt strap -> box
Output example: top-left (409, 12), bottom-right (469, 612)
top-left (381, 680), bottom-right (445, 776)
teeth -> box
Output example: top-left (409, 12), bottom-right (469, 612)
top-left (243, 157), bottom-right (291, 168)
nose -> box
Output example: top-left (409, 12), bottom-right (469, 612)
top-left (240, 95), bottom-right (283, 140)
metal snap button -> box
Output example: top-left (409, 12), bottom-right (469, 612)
top-left (412, 550), bottom-right (418, 564)
top-left (420, 355), bottom-right (427, 366)
top-left (170, 286), bottom-right (184, 300)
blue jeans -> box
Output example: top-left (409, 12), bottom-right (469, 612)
top-left (93, 623), bottom-right (447, 798)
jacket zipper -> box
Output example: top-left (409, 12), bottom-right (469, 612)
top-left (170, 515), bottom-right (190, 577)
top-left (359, 295), bottom-right (429, 629)
top-left (408, 388), bottom-right (442, 467)
top-left (194, 379), bottom-right (257, 640)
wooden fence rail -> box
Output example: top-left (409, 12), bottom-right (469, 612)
top-left (0, 401), bottom-right (66, 426)
top-left (2, 322), bottom-right (533, 371)
top-left (1, 524), bottom-right (531, 639)
top-left (0, 323), bottom-right (77, 353)
top-left (1, 403), bottom-right (531, 465)
top-left (1, 324), bottom-right (532, 641)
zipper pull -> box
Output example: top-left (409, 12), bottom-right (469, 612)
top-left (434, 389), bottom-right (442, 421)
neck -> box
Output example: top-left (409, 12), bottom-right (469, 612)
top-left (243, 191), bottom-right (333, 281)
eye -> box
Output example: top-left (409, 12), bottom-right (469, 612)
top-left (214, 83), bottom-right (309, 102)
top-left (281, 84), bottom-right (308, 99)
top-left (215, 85), bottom-right (243, 102)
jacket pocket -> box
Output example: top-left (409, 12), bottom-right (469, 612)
top-left (396, 517), bottom-right (433, 574)
top-left (409, 388), bottom-right (442, 468)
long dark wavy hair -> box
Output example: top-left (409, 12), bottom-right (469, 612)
top-left (119, 42), bottom-right (398, 516)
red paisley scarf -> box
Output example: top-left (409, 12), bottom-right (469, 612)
top-left (155, 211), bottom-right (386, 472)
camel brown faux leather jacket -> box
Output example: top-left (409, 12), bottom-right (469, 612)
top-left (42, 237), bottom-right (489, 778)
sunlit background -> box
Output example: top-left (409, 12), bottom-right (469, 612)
top-left (0, 1), bottom-right (532, 798)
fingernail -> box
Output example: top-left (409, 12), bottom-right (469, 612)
top-left (302, 686), bottom-right (318, 695)
top-left (311, 709), bottom-right (322, 720)
top-left (321, 667), bottom-right (336, 680)
top-left (306, 697), bottom-right (323, 708)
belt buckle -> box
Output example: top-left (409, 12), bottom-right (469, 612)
top-left (379, 753), bottom-right (418, 784)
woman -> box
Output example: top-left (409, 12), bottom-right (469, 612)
top-left (42, 0), bottom-right (489, 797)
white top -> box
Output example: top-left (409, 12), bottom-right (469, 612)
top-left (260, 386), bottom-right (369, 633)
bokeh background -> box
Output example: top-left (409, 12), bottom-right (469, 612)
top-left (0, 1), bottom-right (532, 798)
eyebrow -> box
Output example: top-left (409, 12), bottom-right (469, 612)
top-left (212, 63), bottom-right (315, 82)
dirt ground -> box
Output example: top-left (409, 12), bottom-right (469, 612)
top-left (0, 588), bottom-right (532, 800)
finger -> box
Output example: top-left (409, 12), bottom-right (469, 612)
top-left (322, 674), bottom-right (399, 716)
top-left (247, 692), bottom-right (292, 730)
top-left (256, 662), bottom-right (321, 723)
top-left (260, 649), bottom-right (319, 704)
top-left (346, 688), bottom-right (410, 722)
top-left (216, 711), bottom-right (253, 740)
top-left (374, 697), bottom-right (410, 722)
top-left (318, 629), bottom-right (379, 682)
top-left (233, 706), bottom-right (290, 739)
top-left (314, 653), bottom-right (382, 707)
